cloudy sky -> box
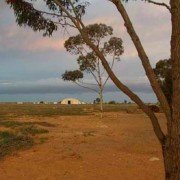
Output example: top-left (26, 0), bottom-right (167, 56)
top-left (0, 0), bottom-right (171, 103)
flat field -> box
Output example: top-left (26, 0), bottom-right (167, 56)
top-left (0, 104), bottom-right (165, 180)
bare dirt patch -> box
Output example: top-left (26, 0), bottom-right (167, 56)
top-left (0, 112), bottom-right (165, 180)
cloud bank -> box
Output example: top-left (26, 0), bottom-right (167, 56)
top-left (0, 0), bottom-right (170, 102)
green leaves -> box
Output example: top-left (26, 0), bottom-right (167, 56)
top-left (104, 37), bottom-right (124, 58)
top-left (5, 0), bottom-right (88, 36)
top-left (85, 24), bottom-right (113, 45)
top-left (77, 52), bottom-right (96, 72)
top-left (154, 59), bottom-right (172, 104)
top-left (62, 70), bottom-right (83, 81)
top-left (6, 0), bottom-right (57, 36)
top-left (64, 35), bottom-right (84, 54)
top-left (63, 23), bottom-right (124, 79)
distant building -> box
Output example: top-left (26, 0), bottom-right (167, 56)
top-left (17, 102), bottom-right (23, 104)
top-left (61, 98), bottom-right (84, 105)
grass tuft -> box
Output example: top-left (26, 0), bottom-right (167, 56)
top-left (19, 125), bottom-right (49, 136)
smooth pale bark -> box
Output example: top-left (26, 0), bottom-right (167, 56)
top-left (99, 89), bottom-right (104, 118)
top-left (97, 60), bottom-right (104, 117)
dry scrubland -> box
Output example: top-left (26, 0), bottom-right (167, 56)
top-left (0, 104), bottom-right (165, 179)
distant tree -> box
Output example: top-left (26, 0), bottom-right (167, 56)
top-left (62, 24), bottom-right (124, 115)
top-left (93, 98), bottom-right (100, 104)
top-left (108, 100), bottom-right (116, 104)
top-left (154, 59), bottom-right (172, 105)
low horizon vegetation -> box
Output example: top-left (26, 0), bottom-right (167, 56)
top-left (0, 103), bottom-right (141, 119)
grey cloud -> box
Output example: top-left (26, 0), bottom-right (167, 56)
top-left (0, 0), bottom-right (169, 102)
top-left (0, 77), bottom-right (152, 95)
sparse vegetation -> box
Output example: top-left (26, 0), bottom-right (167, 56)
top-left (0, 103), bottom-right (140, 159)
top-left (0, 104), bottom-right (138, 119)
top-left (0, 120), bottom-right (55, 128)
top-left (39, 137), bottom-right (48, 144)
top-left (0, 131), bottom-right (34, 159)
top-left (19, 125), bottom-right (49, 136)
top-left (0, 121), bottom-right (32, 128)
top-left (0, 116), bottom-right (53, 159)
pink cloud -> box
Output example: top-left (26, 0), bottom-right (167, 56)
top-left (0, 24), bottom-right (66, 52)
top-left (26, 38), bottom-right (65, 52)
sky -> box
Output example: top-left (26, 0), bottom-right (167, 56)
top-left (0, 0), bottom-right (171, 103)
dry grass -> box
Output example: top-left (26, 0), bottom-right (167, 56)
top-left (0, 119), bottom-right (52, 159)
top-left (0, 103), bottom-right (138, 119)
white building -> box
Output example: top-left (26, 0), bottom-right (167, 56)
top-left (17, 102), bottom-right (23, 105)
top-left (61, 98), bottom-right (83, 105)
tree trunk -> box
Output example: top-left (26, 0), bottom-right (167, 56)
top-left (111, 0), bottom-right (172, 123)
top-left (164, 1), bottom-right (180, 179)
top-left (162, 136), bottom-right (180, 180)
top-left (96, 59), bottom-right (104, 118)
top-left (79, 28), bottom-right (165, 143)
top-left (99, 89), bottom-right (104, 118)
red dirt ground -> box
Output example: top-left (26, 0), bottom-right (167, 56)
top-left (0, 112), bottom-right (166, 180)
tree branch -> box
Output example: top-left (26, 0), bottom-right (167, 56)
top-left (78, 80), bottom-right (97, 86)
top-left (74, 81), bottom-right (98, 93)
top-left (53, 0), bottom-right (166, 144)
top-left (111, 0), bottom-right (172, 123)
top-left (147, 0), bottom-right (171, 12)
top-left (102, 53), bottom-right (116, 90)
top-left (37, 10), bottom-right (62, 18)
top-left (78, 28), bottom-right (166, 144)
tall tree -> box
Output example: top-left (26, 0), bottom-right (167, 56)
top-left (62, 24), bottom-right (124, 115)
top-left (5, 0), bottom-right (180, 179)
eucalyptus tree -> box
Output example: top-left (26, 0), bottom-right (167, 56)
top-left (5, 0), bottom-right (180, 179)
top-left (62, 23), bottom-right (124, 115)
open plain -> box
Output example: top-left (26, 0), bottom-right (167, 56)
top-left (0, 104), bottom-right (165, 180)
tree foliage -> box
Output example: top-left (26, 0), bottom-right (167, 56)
top-left (154, 59), bottom-right (172, 104)
top-left (62, 23), bottom-right (124, 91)
top-left (62, 23), bottom-right (124, 113)
top-left (62, 70), bottom-right (83, 82)
top-left (5, 0), bottom-right (88, 36)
